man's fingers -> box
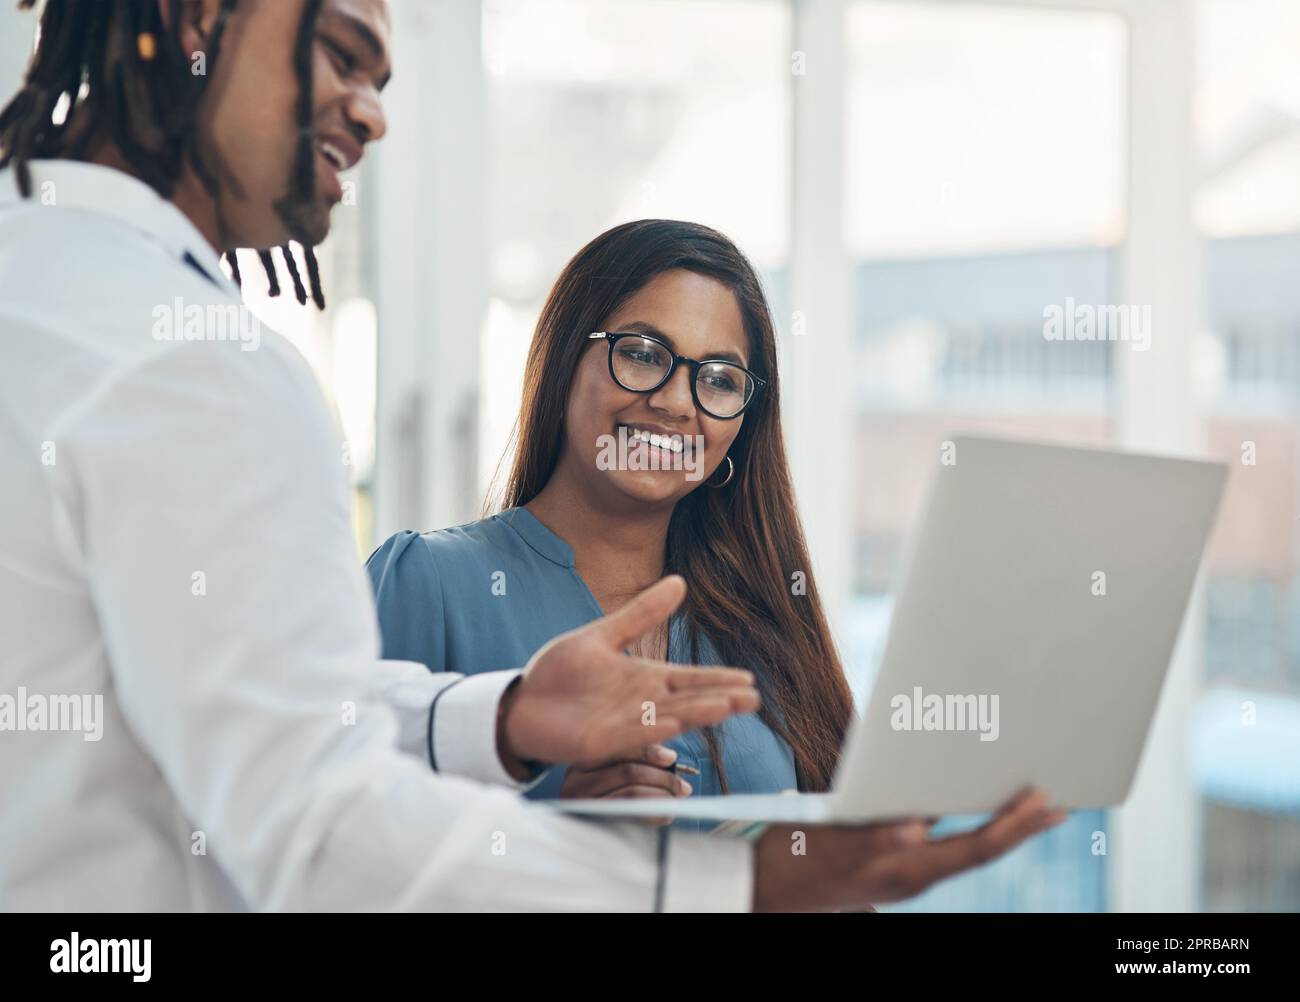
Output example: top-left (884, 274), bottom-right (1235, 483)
top-left (631, 689), bottom-right (757, 748)
top-left (658, 689), bottom-right (760, 726)
top-left (663, 665), bottom-right (755, 690)
top-left (593, 575), bottom-right (687, 648)
top-left (585, 690), bottom-right (757, 763)
top-left (910, 790), bottom-right (1063, 886)
top-left (659, 688), bottom-right (761, 713)
top-left (822, 820), bottom-right (929, 858)
top-left (657, 699), bottom-right (740, 733)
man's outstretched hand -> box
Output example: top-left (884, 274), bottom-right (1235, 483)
top-left (497, 575), bottom-right (759, 774)
top-left (752, 789), bottom-right (1069, 912)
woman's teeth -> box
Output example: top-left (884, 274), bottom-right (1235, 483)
top-left (626, 427), bottom-right (684, 454)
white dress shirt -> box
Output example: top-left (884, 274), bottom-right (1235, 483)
top-left (0, 160), bottom-right (753, 911)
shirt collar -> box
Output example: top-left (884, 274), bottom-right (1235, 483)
top-left (497, 508), bottom-right (576, 568)
top-left (7, 159), bottom-right (240, 299)
top-left (497, 507), bottom-right (694, 645)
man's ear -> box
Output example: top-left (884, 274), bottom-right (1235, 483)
top-left (158, 0), bottom-right (224, 59)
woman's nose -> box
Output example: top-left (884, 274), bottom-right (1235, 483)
top-left (647, 364), bottom-right (695, 417)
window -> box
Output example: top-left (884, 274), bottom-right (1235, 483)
top-left (480, 0), bottom-right (791, 499)
top-left (232, 189), bottom-right (378, 555)
top-left (844, 0), bottom-right (1126, 911)
top-left (1194, 0), bottom-right (1300, 912)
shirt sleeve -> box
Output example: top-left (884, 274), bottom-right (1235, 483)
top-left (49, 337), bottom-right (753, 912)
top-left (367, 531), bottom-right (542, 788)
top-left (369, 657), bottom-right (545, 788)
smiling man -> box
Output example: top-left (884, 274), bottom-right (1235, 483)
top-left (0, 0), bottom-right (1062, 913)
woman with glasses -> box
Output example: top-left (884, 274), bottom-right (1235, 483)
top-left (366, 219), bottom-right (853, 824)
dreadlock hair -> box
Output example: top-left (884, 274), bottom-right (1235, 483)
top-left (224, 240), bottom-right (241, 286)
top-left (0, 0), bottom-right (327, 310)
top-left (256, 249), bottom-right (280, 297)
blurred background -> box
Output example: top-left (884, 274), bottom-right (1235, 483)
top-left (5, 0), bottom-right (1298, 911)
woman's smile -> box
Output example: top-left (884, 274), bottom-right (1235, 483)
top-left (617, 422), bottom-right (696, 459)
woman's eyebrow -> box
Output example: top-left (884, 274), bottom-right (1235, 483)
top-left (615, 320), bottom-right (748, 366)
top-left (617, 320), bottom-right (667, 340)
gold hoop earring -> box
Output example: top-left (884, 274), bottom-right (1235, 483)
top-left (709, 455), bottom-right (735, 488)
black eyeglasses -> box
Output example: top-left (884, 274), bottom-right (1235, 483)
top-left (587, 331), bottom-right (766, 420)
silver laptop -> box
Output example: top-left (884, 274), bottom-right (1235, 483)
top-left (554, 434), bottom-right (1228, 825)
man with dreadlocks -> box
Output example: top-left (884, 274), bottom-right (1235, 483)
top-left (0, 0), bottom-right (336, 304)
top-left (0, 0), bottom-right (1063, 913)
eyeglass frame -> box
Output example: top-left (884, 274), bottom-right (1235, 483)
top-left (587, 331), bottom-right (767, 420)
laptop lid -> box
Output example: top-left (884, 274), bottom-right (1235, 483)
top-left (831, 434), bottom-right (1227, 820)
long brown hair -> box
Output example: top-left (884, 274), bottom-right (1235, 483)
top-left (497, 219), bottom-right (852, 791)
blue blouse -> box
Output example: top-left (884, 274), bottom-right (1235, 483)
top-left (365, 507), bottom-right (797, 829)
